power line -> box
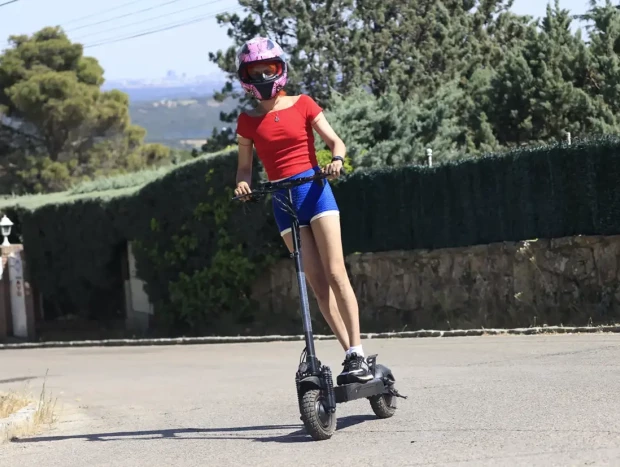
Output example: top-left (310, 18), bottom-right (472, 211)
top-left (0, 0), bottom-right (19, 7)
top-left (66, 0), bottom-right (185, 33)
top-left (60, 0), bottom-right (148, 26)
top-left (83, 7), bottom-right (241, 49)
top-left (72, 0), bottom-right (227, 41)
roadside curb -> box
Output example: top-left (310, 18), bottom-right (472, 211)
top-left (0, 402), bottom-right (37, 442)
top-left (2, 325), bottom-right (620, 350)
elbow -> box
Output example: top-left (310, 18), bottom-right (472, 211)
top-left (326, 136), bottom-right (345, 153)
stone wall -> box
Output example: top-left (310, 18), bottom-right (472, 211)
top-left (250, 235), bottom-right (620, 332)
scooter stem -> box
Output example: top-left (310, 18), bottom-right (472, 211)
top-left (288, 187), bottom-right (319, 374)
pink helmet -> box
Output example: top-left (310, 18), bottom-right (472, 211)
top-left (236, 37), bottom-right (288, 101)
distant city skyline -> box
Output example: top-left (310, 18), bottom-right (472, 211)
top-left (0, 0), bottom-right (592, 81)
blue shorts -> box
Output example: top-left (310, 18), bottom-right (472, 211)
top-left (271, 166), bottom-right (340, 236)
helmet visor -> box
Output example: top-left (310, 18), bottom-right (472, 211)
top-left (246, 60), bottom-right (283, 81)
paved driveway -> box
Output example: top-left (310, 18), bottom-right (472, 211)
top-left (1, 334), bottom-right (619, 466)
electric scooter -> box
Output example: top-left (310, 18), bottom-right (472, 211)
top-left (232, 169), bottom-right (406, 441)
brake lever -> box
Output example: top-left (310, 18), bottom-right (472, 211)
top-left (231, 191), bottom-right (267, 203)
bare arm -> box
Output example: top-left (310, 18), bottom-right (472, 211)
top-left (236, 135), bottom-right (254, 186)
top-left (311, 112), bottom-right (346, 158)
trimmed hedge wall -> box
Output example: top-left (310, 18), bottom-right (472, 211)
top-left (3, 136), bottom-right (620, 334)
top-left (335, 137), bottom-right (620, 253)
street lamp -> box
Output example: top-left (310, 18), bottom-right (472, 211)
top-left (0, 215), bottom-right (13, 246)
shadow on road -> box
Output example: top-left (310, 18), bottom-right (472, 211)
top-left (12, 414), bottom-right (376, 444)
top-left (0, 376), bottom-right (39, 385)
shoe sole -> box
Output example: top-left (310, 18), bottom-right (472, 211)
top-left (342, 371), bottom-right (374, 383)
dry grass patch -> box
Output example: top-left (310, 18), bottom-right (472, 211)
top-left (0, 391), bottom-right (31, 418)
top-left (1, 372), bottom-right (58, 443)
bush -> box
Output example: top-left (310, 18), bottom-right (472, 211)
top-left (317, 87), bottom-right (468, 169)
top-left (316, 149), bottom-right (354, 173)
top-left (2, 149), bottom-right (285, 333)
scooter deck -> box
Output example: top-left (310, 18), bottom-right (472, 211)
top-left (334, 378), bottom-right (385, 403)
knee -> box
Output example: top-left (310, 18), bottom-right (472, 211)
top-left (325, 262), bottom-right (349, 289)
top-left (306, 271), bottom-right (330, 302)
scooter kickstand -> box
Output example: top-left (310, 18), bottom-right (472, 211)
top-left (389, 387), bottom-right (408, 399)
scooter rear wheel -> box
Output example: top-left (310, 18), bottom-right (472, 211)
top-left (368, 392), bottom-right (397, 418)
top-left (300, 388), bottom-right (336, 440)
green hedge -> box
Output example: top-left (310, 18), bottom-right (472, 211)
top-left (335, 136), bottom-right (620, 253)
top-left (2, 136), bottom-right (620, 334)
top-left (0, 150), bottom-right (284, 333)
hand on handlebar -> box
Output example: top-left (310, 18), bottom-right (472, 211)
top-left (234, 181), bottom-right (252, 202)
top-left (321, 159), bottom-right (344, 179)
top-left (232, 165), bottom-right (348, 202)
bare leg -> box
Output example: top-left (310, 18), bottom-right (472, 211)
top-left (282, 226), bottom-right (350, 351)
top-left (309, 214), bottom-right (362, 348)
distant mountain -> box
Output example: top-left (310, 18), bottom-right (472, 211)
top-left (103, 71), bottom-right (232, 102)
top-left (104, 72), bottom-right (246, 149)
top-left (128, 95), bottom-right (240, 150)
top-left (112, 84), bottom-right (224, 102)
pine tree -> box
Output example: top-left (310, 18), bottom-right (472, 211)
top-left (482, 0), bottom-right (618, 147)
top-left (579, 0), bottom-right (620, 116)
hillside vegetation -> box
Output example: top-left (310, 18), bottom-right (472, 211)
top-left (129, 96), bottom-right (238, 149)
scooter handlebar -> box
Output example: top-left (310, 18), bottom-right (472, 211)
top-left (231, 167), bottom-right (347, 202)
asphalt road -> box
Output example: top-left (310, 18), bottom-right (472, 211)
top-left (1, 334), bottom-right (620, 466)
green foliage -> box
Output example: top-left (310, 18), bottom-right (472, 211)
top-left (68, 166), bottom-right (172, 195)
top-left (200, 126), bottom-right (236, 154)
top-left (315, 149), bottom-right (354, 173)
top-left (132, 166), bottom-right (280, 335)
top-left (1, 148), bottom-right (282, 333)
top-left (477, 1), bottom-right (619, 148)
top-left (209, 0), bottom-right (522, 108)
top-left (205, 0), bottom-right (620, 163)
top-left (319, 87), bottom-right (465, 167)
top-left (578, 0), bottom-right (620, 114)
top-left (333, 136), bottom-right (620, 255)
top-left (0, 26), bottom-right (173, 194)
top-left (165, 190), bottom-right (267, 332)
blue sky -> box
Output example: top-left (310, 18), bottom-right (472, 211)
top-left (0, 0), bottom-right (593, 81)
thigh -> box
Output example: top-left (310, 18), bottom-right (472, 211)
top-left (306, 181), bottom-right (344, 273)
top-left (309, 213), bottom-right (346, 277)
top-left (281, 227), bottom-right (330, 297)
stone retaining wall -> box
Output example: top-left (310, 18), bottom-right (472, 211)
top-left (250, 235), bottom-right (620, 332)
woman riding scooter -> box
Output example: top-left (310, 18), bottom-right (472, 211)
top-left (233, 37), bottom-right (372, 384)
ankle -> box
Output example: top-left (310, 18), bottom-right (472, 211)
top-left (346, 345), bottom-right (364, 358)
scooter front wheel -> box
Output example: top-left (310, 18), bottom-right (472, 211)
top-left (300, 388), bottom-right (336, 440)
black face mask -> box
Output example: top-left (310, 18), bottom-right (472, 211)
top-left (254, 81), bottom-right (278, 100)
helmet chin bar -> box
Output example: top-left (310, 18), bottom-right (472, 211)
top-left (253, 81), bottom-right (278, 100)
